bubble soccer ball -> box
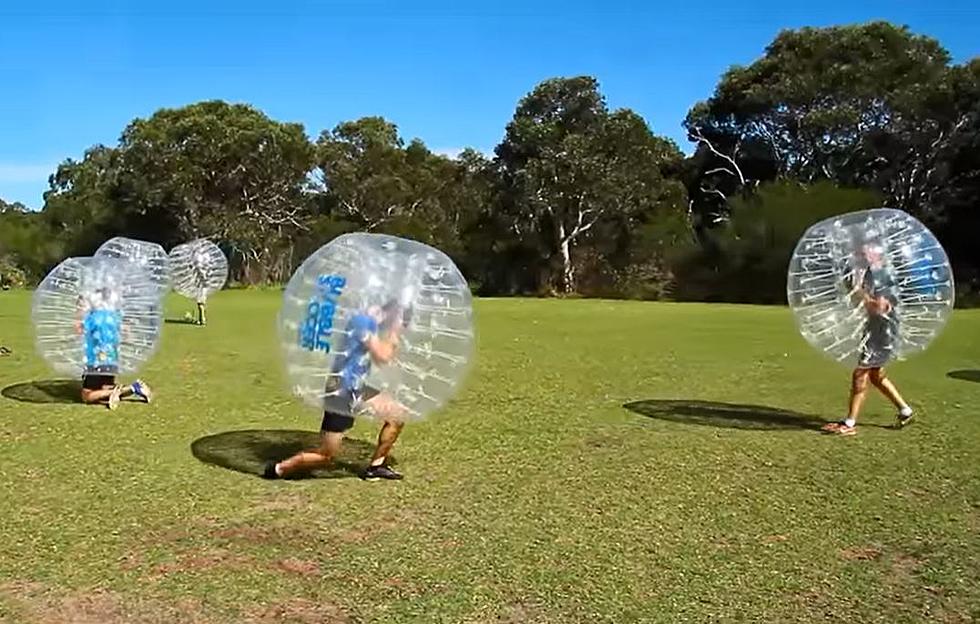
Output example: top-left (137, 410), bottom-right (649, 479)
top-left (169, 239), bottom-right (229, 302)
top-left (278, 233), bottom-right (475, 422)
top-left (94, 237), bottom-right (171, 295)
top-left (787, 208), bottom-right (954, 366)
top-left (32, 256), bottom-right (164, 377)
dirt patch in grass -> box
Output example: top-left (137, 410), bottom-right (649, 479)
top-left (242, 598), bottom-right (353, 624)
top-left (1, 580), bottom-right (355, 624)
top-left (494, 600), bottom-right (546, 624)
top-left (274, 558), bottom-right (321, 577)
top-left (840, 545), bottom-right (883, 561)
top-left (253, 492), bottom-right (312, 512)
top-left (0, 581), bottom-right (209, 624)
top-left (887, 553), bottom-right (923, 583)
top-left (148, 548), bottom-right (255, 578)
top-left (335, 512), bottom-right (411, 545)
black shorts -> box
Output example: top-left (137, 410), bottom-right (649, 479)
top-left (82, 374), bottom-right (116, 390)
top-left (320, 386), bottom-right (380, 433)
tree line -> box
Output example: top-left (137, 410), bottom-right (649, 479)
top-left (2, 22), bottom-right (978, 305)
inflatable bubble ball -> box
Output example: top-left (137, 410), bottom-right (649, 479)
top-left (787, 208), bottom-right (954, 367)
top-left (278, 233), bottom-right (475, 423)
top-left (168, 239), bottom-right (229, 302)
top-left (94, 237), bottom-right (171, 296)
top-left (32, 256), bottom-right (163, 377)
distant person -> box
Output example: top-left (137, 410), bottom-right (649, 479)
top-left (76, 289), bottom-right (153, 409)
top-left (823, 244), bottom-right (913, 436)
top-left (265, 300), bottom-right (410, 481)
top-left (194, 260), bottom-right (208, 325)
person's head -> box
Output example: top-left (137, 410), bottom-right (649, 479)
top-left (857, 243), bottom-right (885, 268)
top-left (366, 299), bottom-right (403, 329)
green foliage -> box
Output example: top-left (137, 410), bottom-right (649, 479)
top-left (674, 181), bottom-right (882, 303)
top-left (682, 22), bottom-right (980, 302)
top-left (315, 118), bottom-right (484, 263)
top-left (0, 199), bottom-right (61, 282)
top-left (2, 21), bottom-right (978, 302)
top-left (496, 76), bottom-right (688, 294)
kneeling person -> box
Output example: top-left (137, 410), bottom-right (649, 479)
top-left (266, 301), bottom-right (408, 481)
top-left (77, 290), bottom-right (153, 410)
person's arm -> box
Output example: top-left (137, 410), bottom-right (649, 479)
top-left (365, 325), bottom-right (401, 364)
top-left (74, 300), bottom-right (88, 334)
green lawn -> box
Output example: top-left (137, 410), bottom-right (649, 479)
top-left (0, 290), bottom-right (978, 623)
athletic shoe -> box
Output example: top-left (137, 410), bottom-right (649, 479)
top-left (107, 385), bottom-right (122, 411)
top-left (896, 410), bottom-right (914, 428)
top-left (132, 379), bottom-right (153, 403)
top-left (361, 463), bottom-right (403, 481)
top-left (261, 462), bottom-right (281, 479)
top-left (821, 421), bottom-right (857, 436)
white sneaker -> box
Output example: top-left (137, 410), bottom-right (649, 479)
top-left (107, 385), bottom-right (122, 410)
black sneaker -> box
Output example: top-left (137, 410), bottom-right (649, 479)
top-left (361, 464), bottom-right (403, 481)
top-left (261, 462), bottom-right (280, 479)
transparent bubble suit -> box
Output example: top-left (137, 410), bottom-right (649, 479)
top-left (94, 236), bottom-right (171, 295)
top-left (32, 256), bottom-right (164, 377)
top-left (787, 208), bottom-right (954, 366)
top-left (168, 239), bottom-right (229, 301)
top-left (278, 233), bottom-right (475, 422)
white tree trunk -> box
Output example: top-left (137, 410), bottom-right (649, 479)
top-left (557, 220), bottom-right (574, 293)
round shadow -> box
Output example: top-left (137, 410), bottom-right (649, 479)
top-left (624, 399), bottom-right (826, 431)
top-left (2, 379), bottom-right (82, 404)
top-left (947, 370), bottom-right (980, 384)
top-left (190, 429), bottom-right (389, 479)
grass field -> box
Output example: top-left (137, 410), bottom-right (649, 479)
top-left (0, 289), bottom-right (978, 623)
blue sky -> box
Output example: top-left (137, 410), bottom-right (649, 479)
top-left (1, 0), bottom-right (978, 208)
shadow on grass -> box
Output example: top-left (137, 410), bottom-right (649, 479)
top-left (165, 318), bottom-right (200, 325)
top-left (947, 370), bottom-right (980, 384)
top-left (190, 429), bottom-right (388, 479)
top-left (2, 379), bottom-right (81, 404)
top-left (624, 399), bottom-right (828, 431)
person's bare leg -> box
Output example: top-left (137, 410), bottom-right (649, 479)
top-left (870, 368), bottom-right (914, 426)
top-left (197, 301), bottom-right (206, 325)
top-left (81, 387), bottom-right (114, 404)
top-left (369, 420), bottom-right (405, 467)
top-left (361, 394), bottom-right (406, 467)
top-left (869, 368), bottom-right (909, 410)
top-left (825, 368), bottom-right (870, 433)
top-left (82, 383), bottom-right (132, 409)
top-left (275, 431), bottom-right (343, 477)
top-left (847, 368), bottom-right (872, 422)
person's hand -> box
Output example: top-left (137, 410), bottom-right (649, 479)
top-left (866, 296), bottom-right (891, 316)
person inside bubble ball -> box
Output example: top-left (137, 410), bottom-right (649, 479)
top-left (265, 298), bottom-right (412, 481)
top-left (75, 288), bottom-right (153, 410)
top-left (822, 242), bottom-right (914, 436)
top-left (193, 254), bottom-right (209, 326)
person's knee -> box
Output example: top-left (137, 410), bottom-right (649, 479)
top-left (311, 451), bottom-right (333, 464)
top-left (851, 369), bottom-right (870, 392)
top-left (869, 368), bottom-right (887, 386)
top-left (318, 432), bottom-right (344, 455)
